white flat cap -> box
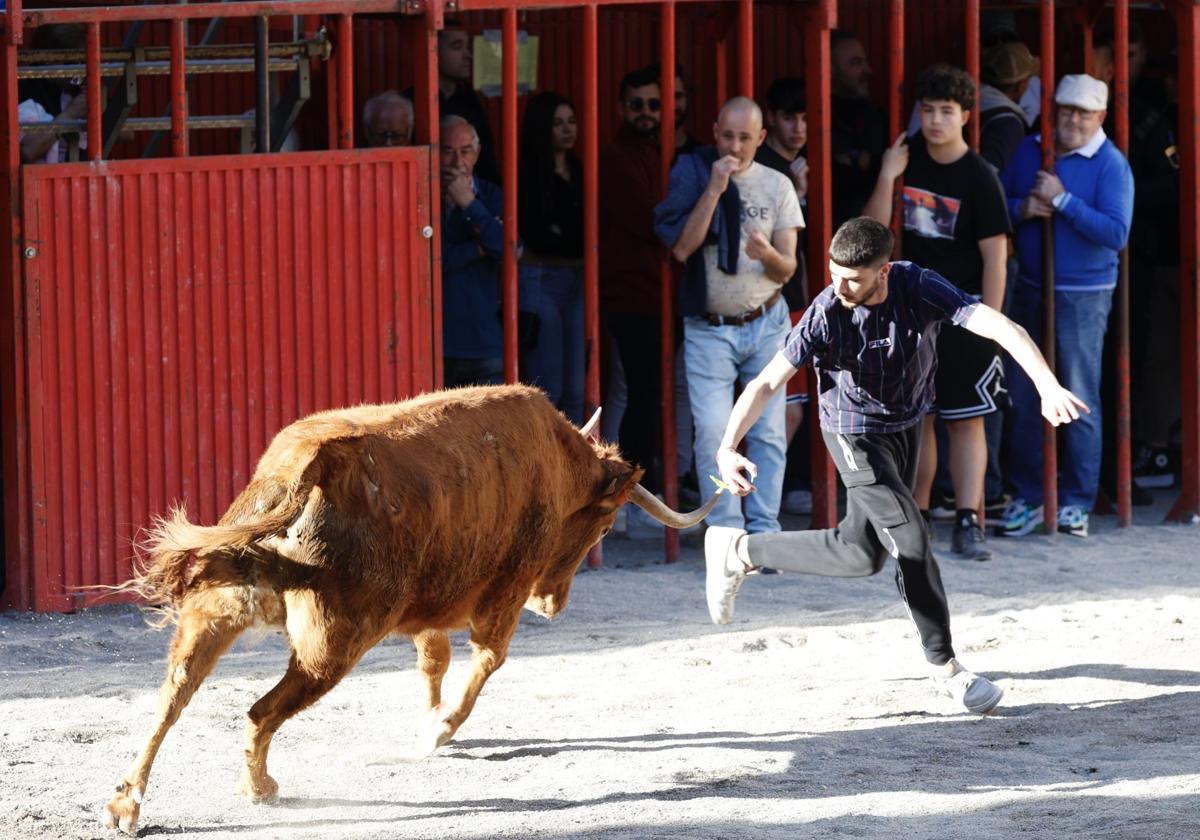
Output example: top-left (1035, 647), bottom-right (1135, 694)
top-left (1055, 74), bottom-right (1108, 112)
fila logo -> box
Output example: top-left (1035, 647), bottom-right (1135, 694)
top-left (868, 337), bottom-right (893, 349)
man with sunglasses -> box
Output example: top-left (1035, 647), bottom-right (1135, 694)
top-left (600, 68), bottom-right (673, 533)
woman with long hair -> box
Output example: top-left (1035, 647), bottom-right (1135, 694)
top-left (518, 91), bottom-right (585, 423)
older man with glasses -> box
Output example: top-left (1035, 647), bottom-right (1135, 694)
top-left (997, 74), bottom-right (1134, 538)
top-left (362, 91), bottom-right (414, 148)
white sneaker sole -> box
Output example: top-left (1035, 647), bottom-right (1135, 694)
top-left (704, 526), bottom-right (746, 625)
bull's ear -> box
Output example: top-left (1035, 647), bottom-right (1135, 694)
top-left (599, 460), bottom-right (640, 500)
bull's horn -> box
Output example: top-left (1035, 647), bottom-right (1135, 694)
top-left (580, 407), bottom-right (602, 439)
top-left (627, 483), bottom-right (723, 529)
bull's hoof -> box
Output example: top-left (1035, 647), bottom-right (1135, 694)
top-left (414, 704), bottom-right (456, 756)
top-left (239, 770), bottom-right (280, 803)
top-left (100, 782), bottom-right (142, 836)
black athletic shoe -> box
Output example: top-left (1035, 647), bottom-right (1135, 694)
top-left (951, 513), bottom-right (992, 561)
top-left (1133, 446), bottom-right (1176, 489)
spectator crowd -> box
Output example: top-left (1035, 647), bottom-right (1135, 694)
top-left (340, 11), bottom-right (1182, 549)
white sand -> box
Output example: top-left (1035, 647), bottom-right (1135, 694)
top-left (1, 497), bottom-right (1198, 840)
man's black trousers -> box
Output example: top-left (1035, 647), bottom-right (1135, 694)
top-left (746, 424), bottom-right (955, 665)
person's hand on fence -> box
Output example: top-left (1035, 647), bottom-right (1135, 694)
top-left (879, 132), bottom-right (909, 180)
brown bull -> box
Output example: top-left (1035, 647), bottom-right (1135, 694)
top-left (100, 384), bottom-right (717, 835)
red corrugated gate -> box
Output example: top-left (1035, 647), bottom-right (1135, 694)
top-left (9, 148), bottom-right (434, 611)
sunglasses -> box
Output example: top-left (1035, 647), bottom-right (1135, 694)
top-left (625, 97), bottom-right (662, 113)
top-left (372, 131), bottom-right (410, 144)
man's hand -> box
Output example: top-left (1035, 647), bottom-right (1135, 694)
top-left (1020, 194), bottom-right (1054, 220)
top-left (879, 132), bottom-right (909, 180)
top-left (1039, 383), bottom-right (1090, 427)
top-left (716, 447), bottom-right (757, 496)
top-left (1031, 170), bottom-right (1065, 204)
top-left (744, 229), bottom-right (774, 262)
top-left (789, 156), bottom-right (809, 200)
top-left (708, 154), bottom-right (740, 195)
top-left (444, 168), bottom-right (475, 209)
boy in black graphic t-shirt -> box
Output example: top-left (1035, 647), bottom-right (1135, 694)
top-left (864, 64), bottom-right (1011, 562)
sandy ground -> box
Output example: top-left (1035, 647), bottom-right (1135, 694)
top-left (2, 494), bottom-right (1198, 840)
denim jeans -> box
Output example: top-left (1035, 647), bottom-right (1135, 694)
top-left (685, 296), bottom-right (790, 533)
top-left (444, 356), bottom-right (505, 388)
top-left (519, 263), bottom-right (585, 424)
top-left (1006, 284), bottom-right (1113, 509)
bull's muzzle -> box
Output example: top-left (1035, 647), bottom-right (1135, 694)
top-left (627, 483), bottom-right (723, 529)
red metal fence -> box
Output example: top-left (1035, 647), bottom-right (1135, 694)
top-left (7, 148), bottom-right (434, 611)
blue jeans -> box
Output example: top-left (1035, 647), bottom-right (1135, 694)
top-left (685, 297), bottom-right (790, 533)
top-left (520, 263), bottom-right (585, 424)
top-left (1007, 284), bottom-right (1113, 510)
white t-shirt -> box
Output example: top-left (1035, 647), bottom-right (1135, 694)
top-left (18, 94), bottom-right (87, 164)
top-left (703, 161), bottom-right (804, 315)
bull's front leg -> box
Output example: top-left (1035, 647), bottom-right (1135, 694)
top-left (413, 629), bottom-right (452, 710)
top-left (415, 611), bottom-right (518, 755)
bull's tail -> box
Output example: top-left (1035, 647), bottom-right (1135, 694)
top-left (105, 464), bottom-right (321, 624)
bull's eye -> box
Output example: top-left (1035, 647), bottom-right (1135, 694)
top-left (601, 527), bottom-right (611, 537)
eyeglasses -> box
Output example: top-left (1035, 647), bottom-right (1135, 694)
top-left (625, 97), bottom-right (662, 113)
top-left (372, 131), bottom-right (410, 145)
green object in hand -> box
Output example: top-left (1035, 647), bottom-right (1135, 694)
top-left (708, 474), bottom-right (733, 493)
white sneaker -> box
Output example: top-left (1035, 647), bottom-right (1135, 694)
top-left (932, 658), bottom-right (1004, 714)
top-left (782, 489), bottom-right (813, 516)
top-left (705, 526), bottom-right (748, 625)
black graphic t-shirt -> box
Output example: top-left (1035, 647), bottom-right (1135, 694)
top-left (900, 135), bottom-right (1011, 296)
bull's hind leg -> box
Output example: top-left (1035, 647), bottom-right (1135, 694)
top-left (241, 600), bottom-right (381, 801)
top-left (413, 629), bottom-right (452, 710)
top-left (416, 607), bottom-right (520, 755)
top-left (102, 597), bottom-right (249, 835)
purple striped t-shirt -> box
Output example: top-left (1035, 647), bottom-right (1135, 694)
top-left (782, 261), bottom-right (978, 434)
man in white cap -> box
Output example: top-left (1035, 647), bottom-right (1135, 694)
top-left (997, 74), bottom-right (1134, 539)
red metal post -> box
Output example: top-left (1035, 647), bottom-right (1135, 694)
top-left (1113, 0), bottom-right (1132, 526)
top-left (336, 13), bottom-right (354, 149)
top-left (407, 11), bottom-right (442, 386)
top-left (502, 8), bottom-right (519, 383)
top-left (887, 0), bottom-right (903, 244)
top-left (6, 0), bottom-right (23, 46)
top-left (1039, 0), bottom-right (1058, 534)
top-left (659, 1), bottom-right (679, 563)
top-left (965, 0), bottom-right (980, 150)
top-left (805, 0), bottom-right (837, 530)
top-left (86, 23), bottom-right (103, 161)
top-left (170, 19), bottom-right (188, 157)
top-left (1168, 0), bottom-right (1200, 524)
top-left (737, 0), bottom-right (753, 97)
top-left (583, 3), bottom-right (603, 569)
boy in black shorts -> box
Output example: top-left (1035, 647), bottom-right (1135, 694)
top-left (864, 65), bottom-right (1011, 561)
top-left (703, 217), bottom-right (1087, 714)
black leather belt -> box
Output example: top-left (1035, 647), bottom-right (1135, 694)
top-left (705, 288), bottom-right (783, 327)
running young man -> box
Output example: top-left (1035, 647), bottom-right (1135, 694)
top-left (704, 217), bottom-right (1087, 714)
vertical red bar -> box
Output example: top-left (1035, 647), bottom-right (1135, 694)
top-left (336, 13), bottom-right (354, 149)
top-left (1039, 0), bottom-right (1057, 534)
top-left (502, 8), bottom-right (519, 383)
top-left (805, 0), bottom-right (838, 530)
top-left (583, 3), bottom-right (603, 570)
top-left (659, 1), bottom-right (679, 563)
top-left (86, 23), bottom-right (102, 162)
top-left (6, 0), bottom-right (23, 47)
top-left (1113, 0), bottom-right (1131, 525)
top-left (408, 13), bottom-right (442, 386)
top-left (887, 0), bottom-right (903, 243)
top-left (965, 0), bottom-right (980, 150)
top-left (1168, 2), bottom-right (1200, 524)
top-left (170, 19), bottom-right (188, 158)
top-left (738, 0), bottom-right (753, 97)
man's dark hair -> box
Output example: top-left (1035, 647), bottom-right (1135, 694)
top-left (619, 67), bottom-right (659, 101)
top-left (644, 61), bottom-right (686, 84)
top-left (830, 217), bottom-right (894, 267)
top-left (766, 76), bottom-right (806, 114)
top-left (914, 64), bottom-right (976, 112)
top-left (830, 29), bottom-right (860, 53)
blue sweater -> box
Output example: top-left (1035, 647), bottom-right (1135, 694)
top-left (441, 178), bottom-right (514, 358)
top-left (1000, 134), bottom-right (1134, 292)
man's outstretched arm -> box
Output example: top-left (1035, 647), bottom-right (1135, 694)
top-left (716, 352), bottom-right (799, 495)
top-left (962, 304), bottom-right (1089, 426)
